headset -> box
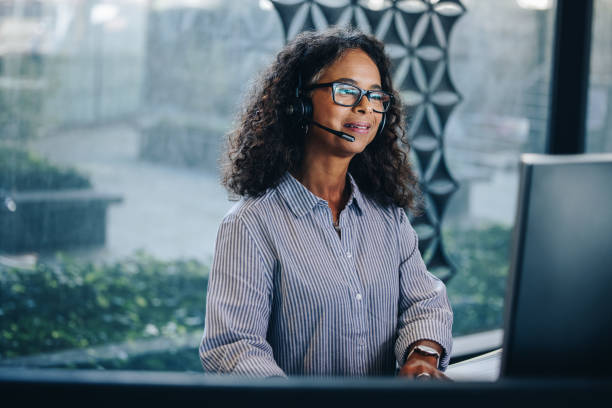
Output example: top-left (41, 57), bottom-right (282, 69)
top-left (286, 74), bottom-right (387, 142)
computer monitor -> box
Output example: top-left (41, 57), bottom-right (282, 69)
top-left (501, 153), bottom-right (612, 378)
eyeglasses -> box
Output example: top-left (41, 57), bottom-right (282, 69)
top-left (304, 82), bottom-right (393, 113)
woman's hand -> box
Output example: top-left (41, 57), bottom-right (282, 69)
top-left (398, 354), bottom-right (450, 380)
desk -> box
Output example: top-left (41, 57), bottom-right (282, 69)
top-left (1, 366), bottom-right (611, 407)
top-left (446, 348), bottom-right (502, 382)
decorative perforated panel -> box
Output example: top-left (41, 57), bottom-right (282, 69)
top-left (271, 0), bottom-right (465, 283)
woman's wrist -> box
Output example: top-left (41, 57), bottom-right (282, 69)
top-left (404, 340), bottom-right (443, 367)
top-left (405, 350), bottom-right (439, 368)
top-left (399, 340), bottom-right (450, 381)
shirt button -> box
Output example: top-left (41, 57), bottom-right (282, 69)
top-left (355, 293), bottom-right (362, 301)
top-left (346, 252), bottom-right (352, 258)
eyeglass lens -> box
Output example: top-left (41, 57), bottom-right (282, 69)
top-left (333, 83), bottom-right (390, 112)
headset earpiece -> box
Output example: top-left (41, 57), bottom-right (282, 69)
top-left (286, 97), bottom-right (312, 125)
top-left (300, 98), bottom-right (313, 119)
top-left (286, 73), bottom-right (312, 125)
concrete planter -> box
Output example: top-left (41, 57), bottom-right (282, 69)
top-left (0, 189), bottom-right (122, 253)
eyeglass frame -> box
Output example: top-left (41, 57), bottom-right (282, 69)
top-left (303, 81), bottom-right (394, 113)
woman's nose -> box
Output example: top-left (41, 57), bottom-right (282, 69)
top-left (354, 96), bottom-right (373, 114)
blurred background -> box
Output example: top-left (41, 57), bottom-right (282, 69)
top-left (0, 0), bottom-right (610, 372)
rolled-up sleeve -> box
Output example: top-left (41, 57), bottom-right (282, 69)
top-left (199, 214), bottom-right (286, 378)
top-left (393, 209), bottom-right (454, 371)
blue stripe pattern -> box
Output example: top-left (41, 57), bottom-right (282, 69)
top-left (200, 172), bottom-right (453, 377)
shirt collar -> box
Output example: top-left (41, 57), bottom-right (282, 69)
top-left (277, 172), bottom-right (364, 218)
top-left (345, 172), bottom-right (364, 216)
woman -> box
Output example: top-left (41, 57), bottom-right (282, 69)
top-left (200, 27), bottom-right (453, 379)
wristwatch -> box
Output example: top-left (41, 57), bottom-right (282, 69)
top-left (406, 344), bottom-right (441, 368)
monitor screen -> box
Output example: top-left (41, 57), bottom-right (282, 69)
top-left (501, 154), bottom-right (612, 378)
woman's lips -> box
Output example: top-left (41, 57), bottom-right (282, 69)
top-left (343, 122), bottom-right (371, 134)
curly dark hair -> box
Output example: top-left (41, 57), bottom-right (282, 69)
top-left (222, 27), bottom-right (421, 211)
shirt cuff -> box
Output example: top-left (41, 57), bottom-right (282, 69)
top-left (225, 354), bottom-right (288, 378)
top-left (395, 322), bottom-right (453, 371)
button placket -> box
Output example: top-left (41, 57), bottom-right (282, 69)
top-left (320, 206), bottom-right (360, 298)
top-left (343, 213), bottom-right (366, 322)
top-left (341, 212), bottom-right (354, 261)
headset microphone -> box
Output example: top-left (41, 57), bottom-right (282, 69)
top-left (311, 121), bottom-right (355, 142)
top-left (286, 104), bottom-right (356, 142)
top-left (312, 114), bottom-right (387, 142)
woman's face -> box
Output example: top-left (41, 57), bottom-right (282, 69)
top-left (307, 48), bottom-right (384, 158)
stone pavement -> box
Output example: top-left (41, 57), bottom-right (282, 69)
top-left (29, 123), bottom-right (234, 264)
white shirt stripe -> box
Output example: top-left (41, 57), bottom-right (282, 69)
top-left (200, 172), bottom-right (453, 377)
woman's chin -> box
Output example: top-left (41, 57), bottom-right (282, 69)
top-left (335, 138), bottom-right (371, 157)
top-left (343, 132), bottom-right (374, 149)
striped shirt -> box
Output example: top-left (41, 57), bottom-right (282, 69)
top-left (199, 172), bottom-right (453, 377)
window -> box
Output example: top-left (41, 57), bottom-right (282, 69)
top-left (443, 0), bottom-right (556, 336)
top-left (0, 0), bottom-right (282, 371)
top-left (586, 0), bottom-right (612, 153)
top-left (0, 0), bottom-right (559, 372)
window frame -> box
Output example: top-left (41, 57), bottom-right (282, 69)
top-left (0, 0), bottom-right (598, 389)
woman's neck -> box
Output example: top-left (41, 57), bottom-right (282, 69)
top-left (294, 152), bottom-right (352, 220)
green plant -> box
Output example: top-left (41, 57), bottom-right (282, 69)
top-left (0, 252), bottom-right (209, 359)
top-left (0, 225), bottom-right (511, 367)
top-left (64, 347), bottom-right (204, 372)
top-left (444, 224), bottom-right (512, 336)
top-left (0, 145), bottom-right (91, 191)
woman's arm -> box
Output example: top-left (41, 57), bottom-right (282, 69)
top-left (199, 213), bottom-right (286, 377)
top-left (393, 208), bottom-right (454, 374)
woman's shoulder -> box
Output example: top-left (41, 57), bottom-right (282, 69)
top-left (221, 188), bottom-right (281, 225)
top-left (359, 193), bottom-right (408, 225)
top-left (347, 173), bottom-right (406, 225)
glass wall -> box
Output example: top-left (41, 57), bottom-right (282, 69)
top-left (587, 0), bottom-right (612, 152)
top-left (0, 0), bottom-right (282, 371)
top-left (442, 0), bottom-right (556, 336)
top-left (1, 0), bottom-right (558, 371)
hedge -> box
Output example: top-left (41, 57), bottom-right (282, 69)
top-left (445, 224), bottom-right (511, 336)
top-left (0, 224), bottom-right (510, 365)
top-left (0, 145), bottom-right (91, 191)
top-left (0, 252), bottom-right (208, 359)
